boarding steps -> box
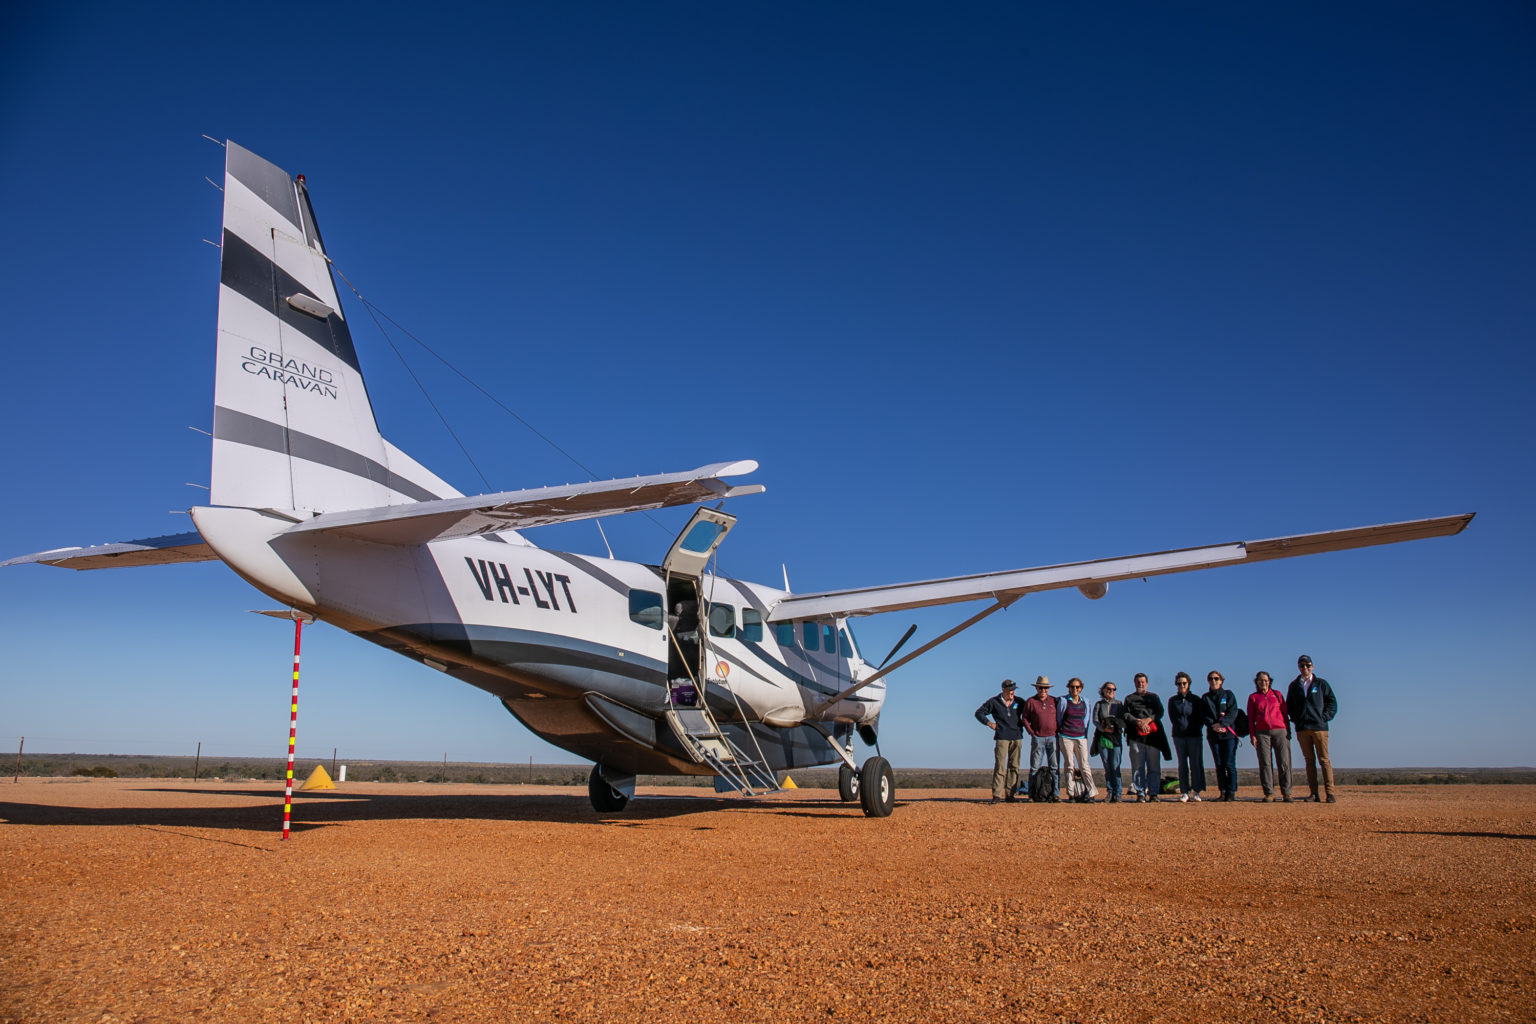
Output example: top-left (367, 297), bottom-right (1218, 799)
top-left (664, 705), bottom-right (782, 796)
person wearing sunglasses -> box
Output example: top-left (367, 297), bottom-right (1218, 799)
top-left (1168, 671), bottom-right (1209, 802)
top-left (1203, 671), bottom-right (1240, 801)
top-left (1287, 655), bottom-right (1339, 803)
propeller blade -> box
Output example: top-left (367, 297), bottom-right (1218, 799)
top-left (878, 624), bottom-right (918, 669)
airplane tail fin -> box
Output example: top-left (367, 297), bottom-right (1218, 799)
top-left (211, 142), bottom-right (457, 512)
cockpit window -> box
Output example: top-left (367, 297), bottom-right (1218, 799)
top-left (843, 624), bottom-right (862, 659)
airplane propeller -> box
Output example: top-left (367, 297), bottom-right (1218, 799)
top-left (877, 624), bottom-right (918, 669)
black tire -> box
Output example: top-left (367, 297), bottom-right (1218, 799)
top-left (837, 763), bottom-right (860, 803)
top-left (858, 756), bottom-right (895, 818)
top-left (588, 765), bottom-right (629, 812)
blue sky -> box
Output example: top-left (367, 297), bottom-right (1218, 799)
top-left (1, 3), bottom-right (1531, 770)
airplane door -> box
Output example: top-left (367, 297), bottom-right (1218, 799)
top-left (661, 508), bottom-right (735, 705)
top-left (662, 508), bottom-right (736, 581)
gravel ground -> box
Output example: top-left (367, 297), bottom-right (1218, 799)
top-left (1, 780), bottom-right (1532, 1023)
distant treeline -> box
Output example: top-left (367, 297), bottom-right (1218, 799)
top-left (10, 753), bottom-right (1536, 787)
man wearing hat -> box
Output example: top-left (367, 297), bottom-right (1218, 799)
top-left (1023, 675), bottom-right (1062, 793)
top-left (975, 679), bottom-right (1026, 803)
top-left (1286, 655), bottom-right (1339, 802)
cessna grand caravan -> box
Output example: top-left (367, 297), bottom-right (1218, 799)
top-left (4, 142), bottom-right (1472, 816)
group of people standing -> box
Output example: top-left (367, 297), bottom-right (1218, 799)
top-left (975, 655), bottom-right (1339, 804)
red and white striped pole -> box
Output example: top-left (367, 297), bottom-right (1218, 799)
top-left (281, 613), bottom-right (304, 840)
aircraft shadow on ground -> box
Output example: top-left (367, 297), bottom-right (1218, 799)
top-left (1374, 829), bottom-right (1536, 841)
top-left (0, 787), bottom-right (874, 832)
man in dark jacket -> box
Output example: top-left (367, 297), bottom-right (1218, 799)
top-left (1122, 673), bottom-right (1169, 802)
top-left (1286, 655), bottom-right (1339, 802)
top-left (976, 679), bottom-right (1025, 803)
top-left (1167, 672), bottom-right (1209, 801)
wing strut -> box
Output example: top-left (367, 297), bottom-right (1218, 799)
top-left (811, 595), bottom-right (1019, 716)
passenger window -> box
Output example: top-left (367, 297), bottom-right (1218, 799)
top-left (741, 608), bottom-right (763, 643)
top-left (823, 624), bottom-right (837, 653)
top-left (775, 621), bottom-right (795, 646)
top-left (839, 628), bottom-right (853, 658)
top-left (801, 621), bottom-right (819, 651)
top-left (709, 603), bottom-right (736, 638)
top-left (628, 590), bottom-right (663, 630)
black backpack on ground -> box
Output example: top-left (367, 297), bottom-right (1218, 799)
top-left (1029, 766), bottom-right (1059, 803)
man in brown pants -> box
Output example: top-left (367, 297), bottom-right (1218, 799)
top-left (1285, 655), bottom-right (1338, 802)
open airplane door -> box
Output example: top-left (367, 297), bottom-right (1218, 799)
top-left (655, 507), bottom-right (779, 796)
top-left (661, 507), bottom-right (736, 580)
top-left (659, 507), bottom-right (736, 695)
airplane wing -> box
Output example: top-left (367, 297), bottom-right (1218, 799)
top-left (280, 460), bottom-right (765, 545)
top-left (1, 531), bottom-right (217, 570)
top-left (769, 513), bottom-right (1474, 621)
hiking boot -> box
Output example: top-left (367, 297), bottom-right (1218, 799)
top-left (1261, 794), bottom-right (1273, 803)
top-left (1325, 794), bottom-right (1337, 803)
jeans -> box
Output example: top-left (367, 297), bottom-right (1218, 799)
top-left (1253, 729), bottom-right (1292, 797)
top-left (1128, 740), bottom-right (1161, 798)
top-left (1208, 731), bottom-right (1238, 797)
top-left (1057, 735), bottom-right (1098, 798)
top-left (1173, 735), bottom-right (1206, 795)
top-left (1097, 741), bottom-right (1122, 799)
top-left (1029, 734), bottom-right (1060, 775)
top-left (1297, 729), bottom-right (1334, 798)
top-left (991, 738), bottom-right (1021, 799)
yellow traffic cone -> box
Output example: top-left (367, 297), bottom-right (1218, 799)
top-left (299, 764), bottom-right (335, 791)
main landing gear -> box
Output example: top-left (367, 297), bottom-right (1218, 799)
top-left (837, 756), bottom-right (894, 817)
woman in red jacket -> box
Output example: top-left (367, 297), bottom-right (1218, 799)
top-left (1246, 671), bottom-right (1293, 802)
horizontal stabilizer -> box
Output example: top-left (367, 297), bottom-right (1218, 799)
top-left (2, 531), bottom-right (216, 571)
top-left (770, 513), bottom-right (1474, 620)
top-left (280, 460), bottom-right (765, 545)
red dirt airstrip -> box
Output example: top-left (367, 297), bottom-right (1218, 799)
top-left (1, 780), bottom-right (1532, 1023)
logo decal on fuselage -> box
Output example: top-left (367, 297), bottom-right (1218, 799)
top-left (465, 558), bottom-right (578, 612)
top-left (240, 346), bottom-right (339, 399)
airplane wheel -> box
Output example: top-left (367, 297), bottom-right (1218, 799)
top-left (858, 756), bottom-right (894, 818)
top-left (588, 765), bottom-right (629, 813)
top-left (837, 763), bottom-right (860, 803)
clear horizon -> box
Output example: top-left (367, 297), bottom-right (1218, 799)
top-left (2, 4), bottom-right (1532, 772)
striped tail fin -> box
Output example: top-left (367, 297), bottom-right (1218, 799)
top-left (211, 141), bottom-right (457, 512)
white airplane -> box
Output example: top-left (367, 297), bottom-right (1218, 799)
top-left (4, 142), bottom-right (1473, 816)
